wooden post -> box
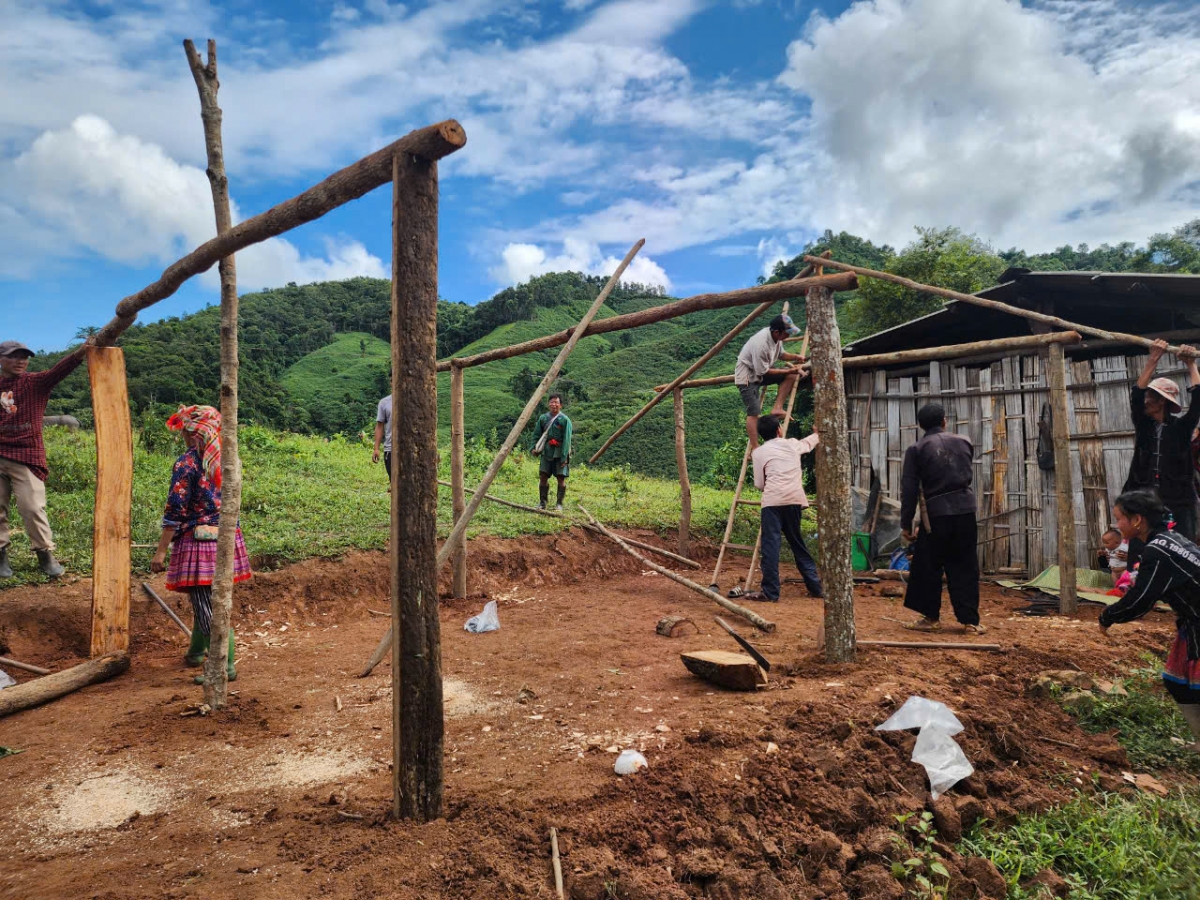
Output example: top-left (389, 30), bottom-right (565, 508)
top-left (87, 347), bottom-right (132, 657)
top-left (674, 387), bottom-right (692, 558)
top-left (185, 39), bottom-right (242, 708)
top-left (361, 240), bottom-right (645, 677)
top-left (1048, 340), bottom-right (1078, 615)
top-left (450, 362), bottom-right (467, 599)
top-left (807, 285), bottom-right (856, 663)
top-left (391, 150), bottom-right (444, 821)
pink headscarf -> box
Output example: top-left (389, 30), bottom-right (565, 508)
top-left (166, 405), bottom-right (222, 487)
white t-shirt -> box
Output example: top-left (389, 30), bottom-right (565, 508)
top-left (1105, 540), bottom-right (1128, 573)
top-left (752, 434), bottom-right (819, 508)
top-left (376, 395), bottom-right (393, 452)
top-left (734, 327), bottom-right (783, 385)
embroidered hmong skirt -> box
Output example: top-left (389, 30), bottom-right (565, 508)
top-left (166, 528), bottom-right (252, 592)
top-left (1162, 630), bottom-right (1200, 705)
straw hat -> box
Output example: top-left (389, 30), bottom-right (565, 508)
top-left (1147, 377), bottom-right (1182, 412)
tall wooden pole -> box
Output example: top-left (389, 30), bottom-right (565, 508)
top-left (673, 387), bottom-right (692, 558)
top-left (450, 362), bottom-right (467, 599)
top-left (185, 39), bottom-right (242, 708)
top-left (391, 150), bottom-right (443, 821)
top-left (807, 285), bottom-right (855, 663)
top-left (1047, 341), bottom-right (1078, 614)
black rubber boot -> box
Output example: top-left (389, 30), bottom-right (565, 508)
top-left (35, 549), bottom-right (64, 578)
top-left (538, 481), bottom-right (549, 509)
top-left (556, 482), bottom-right (566, 510)
top-left (0, 548), bottom-right (11, 579)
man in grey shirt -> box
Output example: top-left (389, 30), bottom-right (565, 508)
top-left (372, 394), bottom-right (393, 481)
top-left (734, 313), bottom-right (807, 444)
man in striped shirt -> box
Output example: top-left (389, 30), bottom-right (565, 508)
top-left (0, 340), bottom-right (84, 578)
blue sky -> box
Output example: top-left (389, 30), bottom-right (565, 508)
top-left (3, 0), bottom-right (1200, 350)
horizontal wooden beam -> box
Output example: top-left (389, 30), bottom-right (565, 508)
top-left (93, 120), bottom-right (467, 347)
top-left (436, 272), bottom-right (857, 372)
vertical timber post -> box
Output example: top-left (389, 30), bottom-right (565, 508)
top-left (391, 150), bottom-right (443, 821)
top-left (1048, 341), bottom-right (1078, 615)
top-left (673, 387), bottom-right (691, 558)
top-left (450, 362), bottom-right (468, 599)
top-left (88, 347), bottom-right (132, 657)
top-left (807, 285), bottom-right (856, 662)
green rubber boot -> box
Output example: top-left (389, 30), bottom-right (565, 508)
top-left (194, 629), bottom-right (237, 684)
top-left (184, 628), bottom-right (209, 667)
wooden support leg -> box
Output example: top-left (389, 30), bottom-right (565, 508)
top-left (673, 387), bottom-right (691, 558)
top-left (391, 150), bottom-right (443, 822)
top-left (450, 363), bottom-right (468, 599)
top-left (87, 347), bottom-right (132, 657)
top-left (807, 286), bottom-right (856, 663)
top-left (1048, 341), bottom-right (1078, 615)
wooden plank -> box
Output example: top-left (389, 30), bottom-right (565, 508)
top-left (1003, 357), bottom-right (1027, 570)
top-left (87, 347), bottom-right (132, 658)
top-left (1069, 358), bottom-right (1107, 569)
top-left (978, 366), bottom-right (996, 571)
top-left (1095, 354), bottom-right (1135, 513)
top-left (869, 371), bottom-right (889, 495)
top-left (1048, 341), bottom-right (1078, 613)
top-left (681, 650), bottom-right (767, 691)
top-left (886, 376), bottom-right (903, 499)
top-left (989, 362), bottom-right (1009, 570)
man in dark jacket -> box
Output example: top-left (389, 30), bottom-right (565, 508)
top-left (899, 403), bottom-right (985, 635)
top-left (1125, 338), bottom-right (1200, 540)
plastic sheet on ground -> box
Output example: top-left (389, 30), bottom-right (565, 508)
top-left (614, 749), bottom-right (648, 775)
top-left (464, 600), bottom-right (500, 634)
top-left (0, 669), bottom-right (15, 690)
top-left (876, 696), bottom-right (973, 799)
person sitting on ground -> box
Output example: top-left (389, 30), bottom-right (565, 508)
top-left (531, 392), bottom-right (572, 511)
top-left (900, 403), bottom-right (986, 635)
top-left (1096, 527), bottom-right (1128, 575)
top-left (0, 339), bottom-right (87, 579)
top-left (150, 405), bottom-right (252, 683)
top-left (741, 414), bottom-right (822, 602)
top-left (1100, 490), bottom-right (1200, 749)
top-left (372, 392), bottom-right (393, 483)
top-left (1125, 339), bottom-right (1200, 541)
top-left (734, 313), bottom-right (807, 445)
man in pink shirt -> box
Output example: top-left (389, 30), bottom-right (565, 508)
top-left (744, 415), bottom-right (823, 601)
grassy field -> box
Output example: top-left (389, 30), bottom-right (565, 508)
top-left (0, 424), bottom-right (789, 586)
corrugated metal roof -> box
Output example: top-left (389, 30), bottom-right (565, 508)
top-left (843, 270), bottom-right (1200, 358)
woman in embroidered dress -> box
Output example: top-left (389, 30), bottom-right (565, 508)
top-left (150, 405), bottom-right (251, 682)
top-left (1100, 490), bottom-right (1200, 749)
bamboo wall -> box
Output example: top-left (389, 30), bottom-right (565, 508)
top-left (846, 348), bottom-right (1192, 574)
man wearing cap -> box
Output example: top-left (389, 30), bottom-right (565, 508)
top-left (734, 313), bottom-right (808, 445)
top-left (1125, 339), bottom-right (1200, 541)
top-left (0, 340), bottom-right (85, 578)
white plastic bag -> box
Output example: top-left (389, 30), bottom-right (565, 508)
top-left (614, 749), bottom-right (648, 775)
top-left (876, 696), bottom-right (973, 799)
top-left (464, 600), bottom-right (500, 634)
top-left (0, 669), bottom-right (15, 690)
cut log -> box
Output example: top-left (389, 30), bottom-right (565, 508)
top-left (436, 273), bottom-right (857, 372)
top-left (0, 653), bottom-right (130, 719)
top-left (681, 650), bottom-right (767, 691)
top-left (656, 615), bottom-right (697, 637)
top-left (581, 507), bottom-right (775, 633)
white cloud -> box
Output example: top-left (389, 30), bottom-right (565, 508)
top-left (3, 115), bottom-right (385, 285)
top-left (495, 238), bottom-right (672, 290)
top-left (756, 237), bottom-right (790, 278)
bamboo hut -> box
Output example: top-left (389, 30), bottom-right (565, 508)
top-left (842, 269), bottom-right (1200, 576)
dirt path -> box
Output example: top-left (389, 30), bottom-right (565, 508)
top-left (0, 531), bottom-right (1182, 899)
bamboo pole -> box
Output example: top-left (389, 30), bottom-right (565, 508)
top-left (185, 38), bottom-right (241, 708)
top-left (550, 828), bottom-right (565, 899)
top-left (91, 120), bottom-right (466, 349)
top-left (588, 299), bottom-right (775, 464)
top-left (674, 387), bottom-right (692, 558)
top-left (361, 240), bottom-right (645, 677)
top-left (804, 256), bottom-right (1193, 356)
top-left (433, 479), bottom-right (701, 568)
top-left (857, 640), bottom-right (1003, 652)
top-left (390, 149), bottom-right (443, 822)
top-left (808, 284), bottom-right (856, 663)
top-left (450, 362), bottom-right (467, 599)
top-left (1048, 340), bottom-right (1078, 615)
top-left (581, 507), bottom-right (776, 633)
top-left (434, 273), bottom-right (857, 372)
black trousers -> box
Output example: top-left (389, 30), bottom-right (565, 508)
top-left (760, 505), bottom-right (822, 601)
top-left (383, 451), bottom-right (391, 479)
top-left (903, 511), bottom-right (980, 626)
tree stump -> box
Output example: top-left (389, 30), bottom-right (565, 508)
top-left (656, 615), bottom-right (697, 638)
top-left (681, 650), bottom-right (767, 691)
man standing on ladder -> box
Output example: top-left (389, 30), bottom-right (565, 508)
top-left (899, 403), bottom-right (986, 635)
top-left (734, 314), bottom-right (806, 445)
top-left (0, 340), bottom-right (84, 579)
top-left (531, 392), bottom-right (572, 510)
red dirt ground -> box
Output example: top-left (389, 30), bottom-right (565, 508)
top-left (0, 530), bottom-right (1185, 900)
